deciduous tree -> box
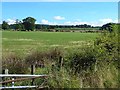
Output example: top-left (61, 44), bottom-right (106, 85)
top-left (2, 21), bottom-right (9, 30)
top-left (22, 17), bottom-right (36, 31)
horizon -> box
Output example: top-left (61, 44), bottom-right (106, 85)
top-left (1, 2), bottom-right (118, 26)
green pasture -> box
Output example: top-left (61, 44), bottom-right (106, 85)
top-left (55, 27), bottom-right (100, 31)
top-left (2, 31), bottom-right (99, 55)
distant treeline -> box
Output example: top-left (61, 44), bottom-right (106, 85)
top-left (9, 24), bottom-right (100, 30)
top-left (1, 17), bottom-right (118, 32)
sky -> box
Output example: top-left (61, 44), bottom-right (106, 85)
top-left (1, 2), bottom-right (118, 26)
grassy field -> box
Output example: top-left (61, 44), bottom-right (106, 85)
top-left (1, 24), bottom-right (119, 88)
top-left (2, 30), bottom-right (119, 88)
top-left (2, 31), bottom-right (98, 55)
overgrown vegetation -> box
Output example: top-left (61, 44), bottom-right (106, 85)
top-left (2, 53), bottom-right (29, 74)
top-left (2, 23), bottom-right (119, 88)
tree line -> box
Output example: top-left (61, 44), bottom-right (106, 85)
top-left (1, 17), bottom-right (102, 31)
top-left (2, 17), bottom-right (36, 31)
top-left (1, 16), bottom-right (117, 32)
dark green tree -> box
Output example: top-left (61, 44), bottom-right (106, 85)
top-left (14, 19), bottom-right (24, 31)
top-left (2, 21), bottom-right (9, 30)
top-left (22, 17), bottom-right (36, 31)
top-left (100, 23), bottom-right (114, 32)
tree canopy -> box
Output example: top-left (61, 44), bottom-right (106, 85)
top-left (22, 17), bottom-right (36, 31)
top-left (2, 21), bottom-right (9, 30)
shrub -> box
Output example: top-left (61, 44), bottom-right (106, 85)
top-left (95, 23), bottom-right (119, 66)
top-left (68, 46), bottom-right (96, 74)
top-left (25, 51), bottom-right (45, 67)
top-left (25, 48), bottom-right (64, 69)
top-left (46, 48), bottom-right (64, 70)
top-left (2, 54), bottom-right (29, 74)
top-left (94, 23), bottom-right (119, 87)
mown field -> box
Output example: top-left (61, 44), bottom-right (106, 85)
top-left (2, 31), bottom-right (98, 55)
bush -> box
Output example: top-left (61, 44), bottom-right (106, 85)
top-left (93, 23), bottom-right (119, 88)
top-left (2, 54), bottom-right (29, 74)
top-left (25, 51), bottom-right (45, 67)
top-left (25, 48), bottom-right (64, 69)
top-left (95, 23), bottom-right (119, 66)
top-left (46, 48), bottom-right (64, 70)
top-left (68, 46), bottom-right (96, 74)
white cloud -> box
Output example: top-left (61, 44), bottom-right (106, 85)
top-left (35, 21), bottom-right (39, 24)
top-left (114, 19), bottom-right (118, 23)
top-left (40, 19), bottom-right (58, 25)
top-left (54, 16), bottom-right (65, 20)
top-left (0, 21), bottom-right (2, 24)
top-left (41, 19), bottom-right (49, 24)
top-left (99, 18), bottom-right (113, 24)
top-left (6, 19), bottom-right (16, 25)
top-left (40, 18), bottom-right (117, 26)
top-left (5, 18), bottom-right (117, 26)
top-left (64, 18), bottom-right (118, 26)
top-left (64, 21), bottom-right (90, 25)
top-left (96, 18), bottom-right (118, 26)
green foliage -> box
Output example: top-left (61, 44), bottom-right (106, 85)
top-left (95, 23), bottom-right (119, 64)
top-left (2, 23), bottom-right (119, 88)
top-left (1, 16), bottom-right (101, 31)
top-left (94, 23), bottom-right (119, 87)
top-left (46, 68), bottom-right (82, 88)
top-left (67, 46), bottom-right (96, 74)
top-left (23, 17), bottom-right (36, 31)
top-left (25, 48), bottom-right (63, 69)
top-left (100, 23), bottom-right (113, 32)
top-left (2, 21), bottom-right (9, 30)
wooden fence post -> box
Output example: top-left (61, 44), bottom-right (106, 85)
top-left (58, 56), bottom-right (63, 70)
top-left (2, 69), bottom-right (5, 87)
top-left (2, 69), bottom-right (9, 87)
top-left (31, 65), bottom-right (35, 85)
